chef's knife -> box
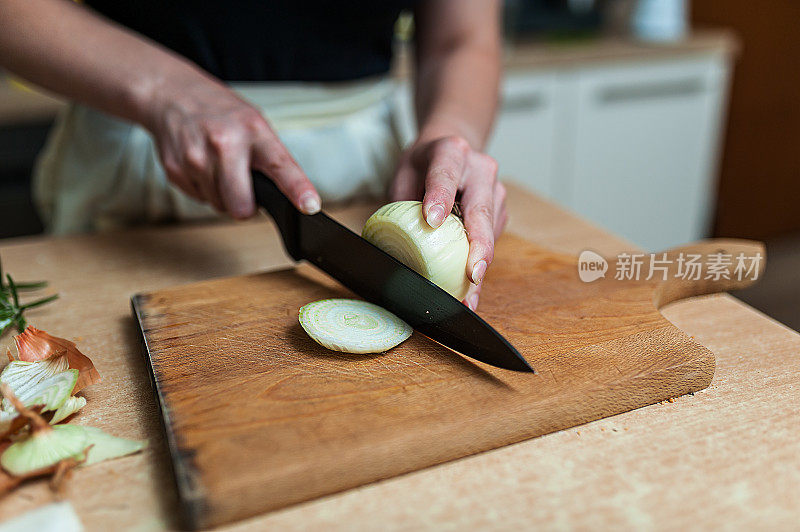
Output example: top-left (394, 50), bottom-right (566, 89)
top-left (252, 171), bottom-right (533, 372)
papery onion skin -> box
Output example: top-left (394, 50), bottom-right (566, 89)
top-left (12, 327), bottom-right (101, 393)
top-left (362, 201), bottom-right (471, 300)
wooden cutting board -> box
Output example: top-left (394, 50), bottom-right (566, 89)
top-left (131, 233), bottom-right (763, 529)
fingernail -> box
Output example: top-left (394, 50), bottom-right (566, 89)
top-left (425, 204), bottom-right (446, 228)
top-left (471, 260), bottom-right (487, 284)
top-left (467, 294), bottom-right (479, 311)
top-left (300, 194), bottom-right (321, 214)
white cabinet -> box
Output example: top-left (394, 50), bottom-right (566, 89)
top-left (487, 54), bottom-right (731, 251)
top-left (487, 73), bottom-right (560, 199)
top-left (561, 57), bottom-right (730, 251)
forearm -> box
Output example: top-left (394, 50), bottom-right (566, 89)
top-left (412, 0), bottom-right (502, 150)
top-left (0, 0), bottom-right (218, 130)
top-left (414, 45), bottom-right (501, 149)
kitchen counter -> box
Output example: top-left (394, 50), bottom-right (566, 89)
top-left (0, 81), bottom-right (64, 127)
top-left (0, 182), bottom-right (796, 530)
top-left (501, 28), bottom-right (738, 71)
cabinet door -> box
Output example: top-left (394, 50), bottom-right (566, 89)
top-left (488, 72), bottom-right (560, 198)
top-left (563, 56), bottom-right (729, 251)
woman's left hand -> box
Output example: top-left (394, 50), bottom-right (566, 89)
top-left (389, 135), bottom-right (508, 311)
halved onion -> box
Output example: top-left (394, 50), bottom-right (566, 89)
top-left (362, 201), bottom-right (471, 300)
top-left (299, 299), bottom-right (412, 354)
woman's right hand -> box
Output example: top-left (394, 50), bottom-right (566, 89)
top-left (143, 79), bottom-right (321, 218)
top-left (0, 0), bottom-right (319, 218)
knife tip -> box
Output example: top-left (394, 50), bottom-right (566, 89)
top-left (506, 352), bottom-right (535, 373)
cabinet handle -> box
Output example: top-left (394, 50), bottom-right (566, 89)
top-left (597, 78), bottom-right (705, 104)
top-left (501, 93), bottom-right (545, 111)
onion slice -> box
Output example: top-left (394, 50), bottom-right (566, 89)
top-left (299, 299), bottom-right (412, 354)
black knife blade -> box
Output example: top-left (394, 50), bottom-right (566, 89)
top-left (252, 171), bottom-right (533, 372)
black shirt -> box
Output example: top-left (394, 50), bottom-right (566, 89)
top-left (86, 1), bottom-right (417, 82)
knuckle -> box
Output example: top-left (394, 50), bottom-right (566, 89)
top-left (243, 109), bottom-right (268, 134)
top-left (468, 203), bottom-right (493, 222)
top-left (471, 238), bottom-right (494, 264)
top-left (495, 182), bottom-right (507, 201)
top-left (161, 157), bottom-right (183, 180)
top-left (263, 149), bottom-right (293, 175)
top-left (183, 146), bottom-right (207, 172)
top-left (206, 126), bottom-right (240, 153)
top-left (444, 135), bottom-right (470, 154)
top-left (475, 153), bottom-right (498, 176)
top-left (485, 155), bottom-right (499, 176)
top-left (430, 166), bottom-right (460, 185)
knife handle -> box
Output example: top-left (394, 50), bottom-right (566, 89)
top-left (252, 171), bottom-right (303, 262)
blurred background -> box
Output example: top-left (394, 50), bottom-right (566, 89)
top-left (1, 0), bottom-right (797, 328)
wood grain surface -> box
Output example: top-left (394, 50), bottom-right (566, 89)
top-left (0, 183), bottom-right (796, 531)
top-left (132, 233), bottom-right (762, 528)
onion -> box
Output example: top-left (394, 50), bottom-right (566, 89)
top-left (0, 385), bottom-right (146, 477)
top-left (299, 299), bottom-right (412, 354)
top-left (362, 201), bottom-right (470, 300)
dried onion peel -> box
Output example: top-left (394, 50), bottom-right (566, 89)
top-left (362, 201), bottom-right (471, 300)
top-left (11, 326), bottom-right (101, 393)
top-left (299, 299), bottom-right (412, 354)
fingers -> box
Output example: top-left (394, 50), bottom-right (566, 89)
top-left (159, 127), bottom-right (217, 208)
top-left (161, 152), bottom-right (204, 203)
top-left (421, 136), bottom-right (469, 228)
top-left (155, 98), bottom-right (320, 217)
top-left (460, 152), bottom-right (499, 286)
top-left (493, 181), bottom-right (508, 239)
top-left (252, 134), bottom-right (320, 215)
top-left (217, 146), bottom-right (255, 219)
top-left (389, 156), bottom-right (422, 201)
top-left (463, 283), bottom-right (482, 312)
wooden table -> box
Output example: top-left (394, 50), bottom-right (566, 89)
top-left (0, 184), bottom-right (797, 530)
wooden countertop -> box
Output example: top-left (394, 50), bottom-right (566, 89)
top-left (502, 28), bottom-right (738, 71)
top-left (0, 29), bottom-right (737, 127)
top-left (0, 182), bottom-right (796, 530)
top-left (0, 81), bottom-right (65, 127)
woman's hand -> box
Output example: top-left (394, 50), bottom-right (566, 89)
top-left (0, 0), bottom-right (321, 219)
top-left (389, 135), bottom-right (508, 311)
top-left (145, 80), bottom-right (321, 218)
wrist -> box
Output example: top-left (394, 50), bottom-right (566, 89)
top-left (416, 112), bottom-right (483, 150)
top-left (127, 61), bottom-right (207, 132)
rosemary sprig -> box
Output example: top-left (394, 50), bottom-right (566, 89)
top-left (0, 257), bottom-right (58, 337)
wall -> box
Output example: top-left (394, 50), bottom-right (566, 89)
top-left (693, 1), bottom-right (800, 239)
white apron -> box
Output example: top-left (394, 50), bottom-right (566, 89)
top-left (33, 78), bottom-right (406, 234)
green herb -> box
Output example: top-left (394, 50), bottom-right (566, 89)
top-left (0, 257), bottom-right (58, 337)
